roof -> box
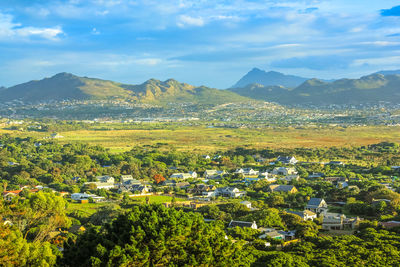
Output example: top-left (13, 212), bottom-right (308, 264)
top-left (269, 185), bottom-right (297, 192)
top-left (307, 198), bottom-right (324, 206)
top-left (229, 220), bottom-right (256, 228)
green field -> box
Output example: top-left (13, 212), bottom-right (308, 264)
top-left (1, 124), bottom-right (400, 153)
top-left (66, 195), bottom-right (186, 214)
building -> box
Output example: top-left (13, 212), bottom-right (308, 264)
top-left (228, 220), bottom-right (257, 229)
top-left (322, 213), bottom-right (360, 230)
top-left (380, 221), bottom-right (400, 229)
top-left (190, 184), bottom-right (216, 195)
top-left (259, 230), bottom-right (285, 240)
top-left (203, 170), bottom-right (228, 179)
top-left (308, 172), bottom-right (325, 179)
top-left (268, 185), bottom-right (298, 193)
top-left (215, 187), bottom-right (246, 198)
top-left (327, 161), bottom-right (344, 166)
top-left (276, 156), bottom-right (298, 165)
top-left (286, 210), bottom-right (317, 221)
top-left (240, 201), bottom-right (252, 209)
top-left (235, 168), bottom-right (259, 176)
top-left (282, 175), bottom-right (300, 182)
top-left (85, 175), bottom-right (115, 190)
top-left (272, 167), bottom-right (297, 176)
top-left (170, 172), bottom-right (197, 179)
top-left (71, 193), bottom-right (105, 202)
top-left (306, 198), bottom-right (328, 214)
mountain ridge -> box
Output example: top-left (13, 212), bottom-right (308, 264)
top-left (0, 73), bottom-right (253, 105)
top-left (231, 68), bottom-right (309, 88)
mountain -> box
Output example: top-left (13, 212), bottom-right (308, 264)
top-left (229, 83), bottom-right (289, 100)
top-left (375, 70), bottom-right (400, 75)
top-left (231, 68), bottom-right (309, 88)
top-left (0, 73), bottom-right (252, 105)
top-left (229, 73), bottom-right (400, 106)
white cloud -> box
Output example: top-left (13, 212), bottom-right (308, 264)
top-left (177, 15), bottom-right (205, 27)
top-left (0, 13), bottom-right (63, 41)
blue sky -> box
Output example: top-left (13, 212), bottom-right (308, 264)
top-left (0, 0), bottom-right (400, 88)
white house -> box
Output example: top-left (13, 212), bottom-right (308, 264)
top-left (272, 167), bottom-right (297, 176)
top-left (276, 156), bottom-right (298, 165)
top-left (240, 201), bottom-right (252, 209)
top-left (229, 220), bottom-right (257, 229)
top-left (71, 193), bottom-right (105, 202)
top-left (235, 168), bottom-right (259, 176)
top-left (170, 171), bottom-right (197, 179)
top-left (84, 175), bottom-right (115, 190)
top-left (203, 170), bottom-right (227, 179)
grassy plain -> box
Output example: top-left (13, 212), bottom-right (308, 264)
top-left (1, 124), bottom-right (400, 153)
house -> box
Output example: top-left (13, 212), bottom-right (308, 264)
top-left (268, 185), bottom-right (298, 193)
top-left (259, 231), bottom-right (285, 240)
top-left (50, 133), bottom-right (64, 139)
top-left (170, 171), bottom-right (197, 179)
top-left (85, 175), bottom-right (115, 190)
top-left (71, 193), bottom-right (105, 202)
top-left (306, 198), bottom-right (328, 213)
top-left (322, 213), bottom-right (360, 230)
top-left (235, 168), bottom-right (259, 176)
top-left (240, 201), bottom-right (252, 209)
top-left (2, 189), bottom-right (39, 201)
top-left (228, 220), bottom-right (257, 229)
top-left (258, 228), bottom-right (285, 240)
top-left (190, 184), bottom-right (216, 195)
top-left (308, 172), bottom-right (325, 178)
top-left (327, 161), bottom-right (344, 166)
top-left (162, 180), bottom-right (176, 187)
top-left (121, 175), bottom-right (134, 184)
top-left (204, 170), bottom-right (228, 179)
top-left (258, 170), bottom-right (269, 178)
top-left (175, 182), bottom-right (190, 189)
top-left (286, 210), bottom-right (317, 221)
top-left (380, 221), bottom-right (400, 229)
top-left (272, 167), bottom-right (297, 176)
top-left (2, 190), bottom-right (21, 201)
top-left (202, 191), bottom-right (216, 198)
top-left (324, 177), bottom-right (347, 184)
top-left (213, 155), bottom-right (222, 160)
top-left (282, 175), bottom-right (300, 182)
top-left (34, 142), bottom-right (42, 147)
top-left (276, 156), bottom-right (298, 165)
top-left (372, 199), bottom-right (392, 205)
top-left (337, 181), bottom-right (349, 189)
top-left (244, 177), bottom-right (261, 184)
top-left (215, 187), bottom-right (246, 198)
top-left (130, 184), bottom-right (152, 194)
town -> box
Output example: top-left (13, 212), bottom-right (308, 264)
top-left (1, 134), bottom-right (400, 265)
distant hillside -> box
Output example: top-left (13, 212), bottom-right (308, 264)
top-left (229, 73), bottom-right (400, 105)
top-left (375, 70), bottom-right (400, 75)
top-left (0, 73), bottom-right (252, 105)
top-left (232, 68), bottom-right (309, 88)
top-left (229, 83), bottom-right (290, 100)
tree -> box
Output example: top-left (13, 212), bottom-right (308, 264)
top-left (62, 204), bottom-right (247, 266)
top-left (153, 174), bottom-right (166, 185)
top-left (0, 224), bottom-right (57, 267)
top-left (10, 191), bottom-right (71, 242)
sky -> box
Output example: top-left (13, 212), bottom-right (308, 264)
top-left (0, 0), bottom-right (400, 88)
